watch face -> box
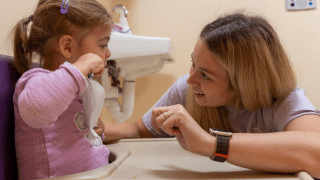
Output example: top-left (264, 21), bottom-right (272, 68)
top-left (209, 128), bottom-right (232, 137)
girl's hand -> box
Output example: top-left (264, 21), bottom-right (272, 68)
top-left (94, 117), bottom-right (105, 137)
top-left (151, 104), bottom-right (216, 157)
top-left (72, 53), bottom-right (105, 78)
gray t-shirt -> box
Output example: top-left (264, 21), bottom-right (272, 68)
top-left (143, 74), bottom-right (320, 137)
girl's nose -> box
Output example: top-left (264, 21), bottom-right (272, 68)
top-left (106, 49), bottom-right (111, 59)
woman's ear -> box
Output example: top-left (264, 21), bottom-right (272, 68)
top-left (59, 35), bottom-right (77, 59)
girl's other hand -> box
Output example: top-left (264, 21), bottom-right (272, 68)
top-left (73, 53), bottom-right (105, 78)
top-left (94, 117), bottom-right (105, 137)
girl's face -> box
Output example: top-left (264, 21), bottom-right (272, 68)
top-left (72, 25), bottom-right (112, 64)
top-left (187, 40), bottom-right (235, 107)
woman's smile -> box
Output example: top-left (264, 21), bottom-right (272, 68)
top-left (193, 90), bottom-right (205, 95)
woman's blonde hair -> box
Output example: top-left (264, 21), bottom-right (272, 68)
top-left (12, 0), bottom-right (112, 74)
top-left (186, 12), bottom-right (297, 132)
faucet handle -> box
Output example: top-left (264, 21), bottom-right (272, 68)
top-left (112, 4), bottom-right (128, 17)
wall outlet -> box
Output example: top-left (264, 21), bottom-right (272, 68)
top-left (286, 0), bottom-right (317, 10)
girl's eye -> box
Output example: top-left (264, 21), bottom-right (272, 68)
top-left (101, 44), bottom-right (108, 48)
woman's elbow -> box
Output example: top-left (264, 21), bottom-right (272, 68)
top-left (303, 144), bottom-right (320, 178)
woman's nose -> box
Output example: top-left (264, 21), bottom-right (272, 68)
top-left (187, 67), bottom-right (199, 85)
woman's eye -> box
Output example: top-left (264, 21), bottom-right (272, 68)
top-left (190, 59), bottom-right (211, 80)
top-left (191, 60), bottom-right (195, 68)
top-left (201, 72), bottom-right (210, 80)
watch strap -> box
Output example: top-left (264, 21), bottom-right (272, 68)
top-left (211, 135), bottom-right (230, 162)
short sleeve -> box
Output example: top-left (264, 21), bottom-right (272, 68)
top-left (142, 74), bottom-right (189, 137)
top-left (273, 87), bottom-right (320, 131)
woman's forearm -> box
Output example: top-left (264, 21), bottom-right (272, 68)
top-left (103, 119), bottom-right (156, 142)
top-left (226, 131), bottom-right (320, 178)
top-left (103, 122), bottom-right (140, 141)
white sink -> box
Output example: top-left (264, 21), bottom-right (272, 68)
top-left (101, 32), bottom-right (175, 122)
top-left (106, 32), bottom-right (175, 81)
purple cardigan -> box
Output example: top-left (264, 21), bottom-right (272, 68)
top-left (14, 63), bottom-right (109, 179)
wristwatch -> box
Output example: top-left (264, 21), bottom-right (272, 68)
top-left (209, 128), bottom-right (232, 162)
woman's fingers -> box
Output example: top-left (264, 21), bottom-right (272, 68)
top-left (152, 105), bottom-right (193, 136)
top-left (151, 107), bottom-right (170, 134)
top-left (160, 112), bottom-right (181, 135)
top-left (151, 114), bottom-right (164, 134)
top-left (153, 113), bottom-right (166, 134)
top-left (152, 108), bottom-right (182, 136)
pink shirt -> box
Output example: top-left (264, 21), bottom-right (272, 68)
top-left (14, 63), bottom-right (110, 180)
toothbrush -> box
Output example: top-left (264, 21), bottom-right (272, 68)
top-left (88, 73), bottom-right (94, 79)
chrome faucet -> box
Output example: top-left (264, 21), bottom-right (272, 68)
top-left (112, 4), bottom-right (128, 17)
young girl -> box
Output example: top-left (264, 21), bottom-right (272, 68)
top-left (12, 0), bottom-right (112, 179)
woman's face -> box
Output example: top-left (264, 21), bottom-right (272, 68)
top-left (187, 39), bottom-right (235, 107)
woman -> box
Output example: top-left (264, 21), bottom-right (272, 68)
top-left (104, 12), bottom-right (320, 178)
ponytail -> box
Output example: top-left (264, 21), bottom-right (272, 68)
top-left (12, 16), bottom-right (34, 74)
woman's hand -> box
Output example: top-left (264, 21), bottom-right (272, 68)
top-left (151, 104), bottom-right (216, 157)
top-left (94, 117), bottom-right (105, 137)
top-left (72, 53), bottom-right (105, 78)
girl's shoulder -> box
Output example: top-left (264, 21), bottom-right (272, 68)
top-left (14, 63), bottom-right (86, 98)
top-left (16, 63), bottom-right (84, 86)
top-left (15, 68), bottom-right (51, 90)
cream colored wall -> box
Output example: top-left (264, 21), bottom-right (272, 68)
top-left (101, 0), bottom-right (320, 124)
top-left (2, 1), bottom-right (320, 125)
top-left (0, 0), bottom-right (39, 56)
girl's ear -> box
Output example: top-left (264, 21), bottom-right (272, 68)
top-left (59, 35), bottom-right (77, 58)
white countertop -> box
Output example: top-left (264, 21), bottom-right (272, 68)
top-left (45, 138), bottom-right (314, 180)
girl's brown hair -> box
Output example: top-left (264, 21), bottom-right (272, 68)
top-left (186, 12), bottom-right (297, 132)
top-left (12, 0), bottom-right (112, 74)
